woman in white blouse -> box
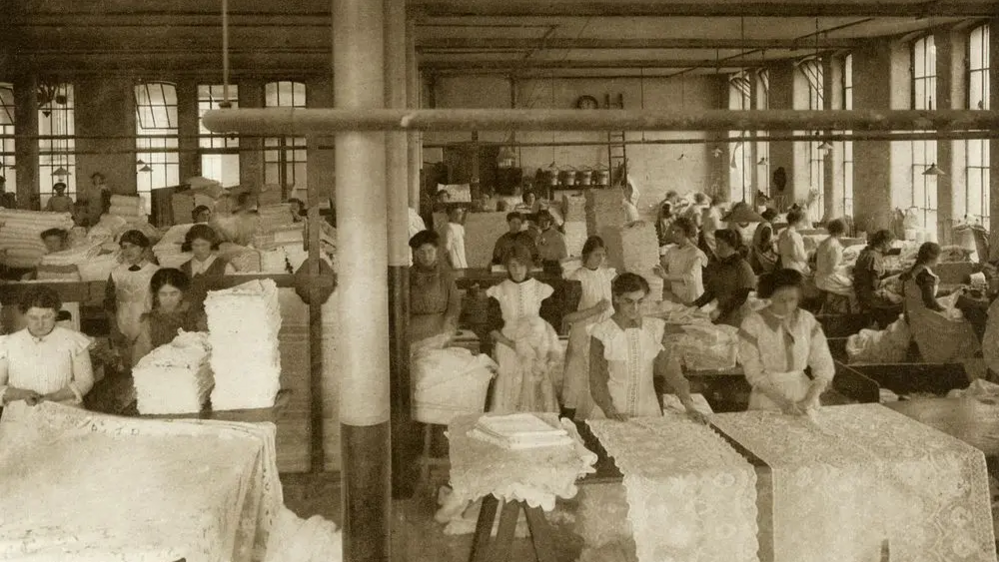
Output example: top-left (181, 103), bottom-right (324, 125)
top-left (0, 287), bottom-right (94, 408)
top-left (777, 208), bottom-right (811, 274)
top-left (655, 217), bottom-right (709, 304)
top-left (814, 218), bottom-right (854, 298)
top-left (738, 269), bottom-right (835, 414)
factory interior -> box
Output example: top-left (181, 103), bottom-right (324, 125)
top-left (3, 1), bottom-right (999, 561)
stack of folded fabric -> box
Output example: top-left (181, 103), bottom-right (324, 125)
top-left (206, 279), bottom-right (282, 410)
top-left (584, 189), bottom-right (625, 237)
top-left (132, 331), bottom-right (213, 415)
top-left (219, 242), bottom-right (261, 273)
top-left (252, 223), bottom-right (304, 251)
top-left (601, 221), bottom-right (661, 301)
top-left (108, 195), bottom-right (148, 226)
top-left (257, 204), bottom-right (296, 233)
top-left (0, 209), bottom-right (75, 268)
top-left (37, 241), bottom-right (104, 281)
top-left (469, 413), bottom-right (573, 450)
top-left (78, 250), bottom-right (122, 282)
top-left (152, 224), bottom-right (194, 268)
top-left (562, 194), bottom-right (588, 257)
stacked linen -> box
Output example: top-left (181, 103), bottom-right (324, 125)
top-left (601, 221), bottom-right (662, 301)
top-left (584, 188), bottom-right (625, 237)
top-left (108, 194), bottom-right (148, 226)
top-left (37, 241), bottom-right (104, 281)
top-left (220, 242), bottom-right (262, 272)
top-left (152, 224), bottom-right (194, 268)
top-left (206, 279), bottom-right (282, 410)
top-left (258, 204), bottom-right (296, 233)
top-left (562, 194), bottom-right (588, 257)
top-left (253, 223), bottom-right (305, 251)
top-left (132, 331), bottom-right (213, 415)
top-left (470, 413), bottom-right (573, 450)
top-left (0, 209), bottom-right (75, 268)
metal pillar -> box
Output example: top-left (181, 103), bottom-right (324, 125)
top-left (334, 0), bottom-right (391, 561)
top-left (385, 0), bottom-right (418, 501)
top-left (406, 18), bottom-right (422, 211)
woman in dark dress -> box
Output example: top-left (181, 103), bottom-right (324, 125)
top-left (409, 230), bottom-right (461, 347)
top-left (131, 268), bottom-right (207, 366)
top-left (180, 224), bottom-right (235, 312)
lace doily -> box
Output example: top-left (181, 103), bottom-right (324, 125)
top-left (588, 415), bottom-right (759, 562)
top-left (0, 402), bottom-right (282, 562)
top-left (445, 413), bottom-right (597, 512)
top-left (711, 405), bottom-right (997, 562)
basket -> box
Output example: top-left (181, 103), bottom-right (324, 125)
top-left (413, 368), bottom-right (493, 426)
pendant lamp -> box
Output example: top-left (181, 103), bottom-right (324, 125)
top-left (52, 167), bottom-right (69, 177)
top-left (922, 163), bottom-right (945, 176)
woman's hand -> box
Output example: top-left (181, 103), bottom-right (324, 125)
top-left (653, 265), bottom-right (668, 280)
top-left (609, 411), bottom-right (630, 422)
top-left (492, 331), bottom-right (516, 350)
top-left (596, 299), bottom-right (611, 314)
top-left (685, 407), bottom-right (710, 425)
top-left (782, 399), bottom-right (807, 416)
top-left (4, 388), bottom-right (43, 406)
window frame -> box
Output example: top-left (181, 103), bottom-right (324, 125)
top-left (135, 81), bottom-right (181, 213)
top-left (0, 83), bottom-right (15, 192)
top-left (728, 72), bottom-right (754, 203)
top-left (966, 24), bottom-right (990, 229)
top-left (264, 81), bottom-right (308, 200)
top-left (799, 58), bottom-right (826, 222)
top-left (842, 53), bottom-right (854, 217)
top-left (198, 84), bottom-right (241, 187)
top-left (38, 82), bottom-right (77, 204)
top-left (910, 35), bottom-right (938, 229)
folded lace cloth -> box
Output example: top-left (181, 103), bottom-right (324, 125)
top-left (587, 415), bottom-right (759, 562)
top-left (133, 331), bottom-right (214, 415)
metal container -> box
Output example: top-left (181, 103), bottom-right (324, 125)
top-left (594, 169), bottom-right (611, 185)
top-left (576, 169), bottom-right (593, 186)
top-left (558, 170), bottom-right (576, 187)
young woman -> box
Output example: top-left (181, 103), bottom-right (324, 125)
top-left (486, 244), bottom-right (560, 413)
top-left (693, 229), bottom-right (757, 328)
top-left (814, 218), bottom-right (854, 299)
top-left (443, 206), bottom-right (468, 270)
top-left (131, 268), bottom-right (208, 366)
top-left (655, 216), bottom-right (709, 304)
top-left (409, 230), bottom-right (461, 347)
top-left (180, 224), bottom-right (236, 312)
top-left (900, 242), bottom-right (980, 363)
top-left (777, 208), bottom-right (810, 274)
top-left (536, 210), bottom-right (568, 275)
top-left (104, 230), bottom-right (160, 363)
top-left (561, 236), bottom-right (615, 419)
top-left (0, 287), bottom-right (94, 408)
top-left (655, 202), bottom-right (675, 247)
top-left (738, 269), bottom-right (835, 413)
top-left (587, 273), bottom-right (706, 422)
top-left (750, 209), bottom-right (779, 275)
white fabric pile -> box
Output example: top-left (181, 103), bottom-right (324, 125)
top-left (562, 194), bottom-right (588, 257)
top-left (258, 204), bottom-right (295, 233)
top-left (846, 317), bottom-right (912, 364)
top-left (77, 250), bottom-right (121, 282)
top-left (220, 242), bottom-right (262, 273)
top-left (263, 507), bottom-right (342, 562)
top-left (37, 241), bottom-right (104, 281)
top-left (0, 209), bottom-right (75, 268)
top-left (412, 339), bottom-right (497, 425)
top-left (206, 279), bottom-right (282, 410)
top-left (665, 323), bottom-right (740, 371)
top-left (108, 194), bottom-right (148, 226)
top-left (584, 189), bottom-right (626, 237)
top-left (470, 413), bottom-right (573, 450)
top-left (132, 331), bottom-right (214, 415)
top-left (152, 223), bottom-right (195, 268)
top-left (601, 221), bottom-right (662, 301)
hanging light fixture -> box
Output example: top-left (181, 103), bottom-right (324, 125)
top-left (677, 74), bottom-right (687, 162)
top-left (139, 164), bottom-right (153, 173)
top-left (712, 147), bottom-right (723, 158)
top-left (923, 163), bottom-right (945, 176)
top-left (136, 159), bottom-right (146, 166)
top-left (758, 157), bottom-right (768, 166)
top-left (818, 139), bottom-right (834, 152)
top-left (51, 167), bottom-right (69, 177)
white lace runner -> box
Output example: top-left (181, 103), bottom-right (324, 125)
top-left (445, 413), bottom-right (597, 511)
top-left (588, 415), bottom-right (759, 562)
top-left (711, 404), bottom-right (997, 562)
top-left (0, 402), bottom-right (282, 562)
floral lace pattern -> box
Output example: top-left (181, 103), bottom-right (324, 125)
top-left (711, 404), bottom-right (997, 562)
top-left (0, 402), bottom-right (282, 562)
top-left (588, 415), bottom-right (759, 562)
top-left (444, 413), bottom-right (597, 512)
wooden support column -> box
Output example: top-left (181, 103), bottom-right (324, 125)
top-left (767, 62), bottom-right (795, 209)
top-left (13, 75), bottom-right (39, 209)
top-left (238, 79), bottom-right (264, 191)
top-left (407, 18), bottom-right (422, 211)
top-left (936, 28), bottom-right (966, 243)
top-left (385, 0), bottom-right (418, 500)
top-left (822, 56), bottom-right (838, 221)
top-left (334, 0), bottom-right (391, 561)
top-left (176, 80), bottom-right (201, 182)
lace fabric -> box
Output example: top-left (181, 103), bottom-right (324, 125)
top-left (711, 404), bottom-right (997, 562)
top-left (444, 413), bottom-right (597, 512)
top-left (587, 415), bottom-right (759, 562)
top-left (0, 402), bottom-right (282, 562)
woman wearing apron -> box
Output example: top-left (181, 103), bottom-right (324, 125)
top-left (104, 230), bottom-right (160, 367)
top-left (738, 268), bottom-right (835, 414)
top-left (561, 236), bottom-right (615, 420)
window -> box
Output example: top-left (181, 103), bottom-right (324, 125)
top-left (135, 82), bottom-right (180, 213)
top-left (755, 69), bottom-right (770, 198)
top-left (264, 81), bottom-right (307, 199)
top-left (842, 54), bottom-right (854, 217)
top-left (728, 73), bottom-right (754, 203)
top-left (198, 85), bottom-right (240, 187)
top-left (967, 25), bottom-right (990, 229)
top-left (38, 83), bottom-right (76, 205)
top-left (0, 84), bottom-right (14, 193)
top-left (800, 58), bottom-right (826, 222)
top-left (911, 35), bottom-right (938, 229)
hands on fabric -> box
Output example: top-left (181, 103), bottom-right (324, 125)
top-left (4, 387), bottom-right (44, 406)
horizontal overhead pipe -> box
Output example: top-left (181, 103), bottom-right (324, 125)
top-left (203, 108), bottom-right (999, 135)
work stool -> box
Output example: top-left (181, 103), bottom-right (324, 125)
top-left (469, 495), bottom-right (556, 562)
top-left (416, 422), bottom-right (450, 495)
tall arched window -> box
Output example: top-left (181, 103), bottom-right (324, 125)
top-left (910, 35), bottom-right (938, 229)
top-left (198, 84), bottom-right (240, 187)
top-left (967, 25), bottom-right (990, 229)
top-left (728, 72), bottom-right (754, 203)
top-left (799, 58), bottom-right (825, 222)
top-left (842, 54), bottom-right (854, 217)
top-left (264, 81), bottom-right (307, 199)
top-left (135, 81), bottom-right (180, 212)
top-left (38, 82), bottom-right (76, 205)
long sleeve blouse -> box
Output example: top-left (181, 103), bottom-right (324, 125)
top-left (738, 308), bottom-right (835, 391)
top-left (409, 261), bottom-right (462, 343)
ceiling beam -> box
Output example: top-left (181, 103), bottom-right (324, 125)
top-left (421, 59), bottom-right (768, 70)
top-left (418, 37), bottom-right (866, 50)
top-left (412, 2), bottom-right (999, 18)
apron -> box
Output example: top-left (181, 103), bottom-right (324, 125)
top-left (112, 264), bottom-right (159, 342)
top-left (747, 370), bottom-right (811, 411)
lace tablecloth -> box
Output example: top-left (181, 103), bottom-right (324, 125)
top-left (711, 404), bottom-right (997, 562)
top-left (445, 413), bottom-right (597, 511)
top-left (587, 415), bottom-right (759, 562)
top-left (0, 402), bottom-right (282, 562)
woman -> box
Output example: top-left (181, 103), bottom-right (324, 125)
top-left (0, 287), bottom-right (94, 407)
top-left (654, 217), bottom-right (709, 305)
top-left (443, 206), bottom-right (468, 270)
top-left (814, 218), bottom-right (854, 298)
top-left (900, 242), bottom-right (980, 363)
top-left (622, 180), bottom-right (641, 224)
top-left (750, 209), bottom-right (780, 275)
top-left (738, 269), bottom-right (835, 413)
top-left (587, 273), bottom-right (706, 422)
top-left (536, 210), bottom-right (568, 275)
top-left (561, 236), bottom-right (615, 419)
top-left (698, 194), bottom-right (728, 261)
top-left (104, 230), bottom-right (160, 363)
top-left (693, 229), bottom-right (757, 327)
top-left (777, 208), bottom-right (810, 274)
top-left (486, 244), bottom-right (559, 413)
top-left (409, 230), bottom-right (461, 347)
top-left (655, 202), bottom-right (675, 247)
top-left (180, 224), bottom-right (236, 312)
top-left (132, 268), bottom-right (208, 366)
top-left (287, 198), bottom-right (306, 223)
